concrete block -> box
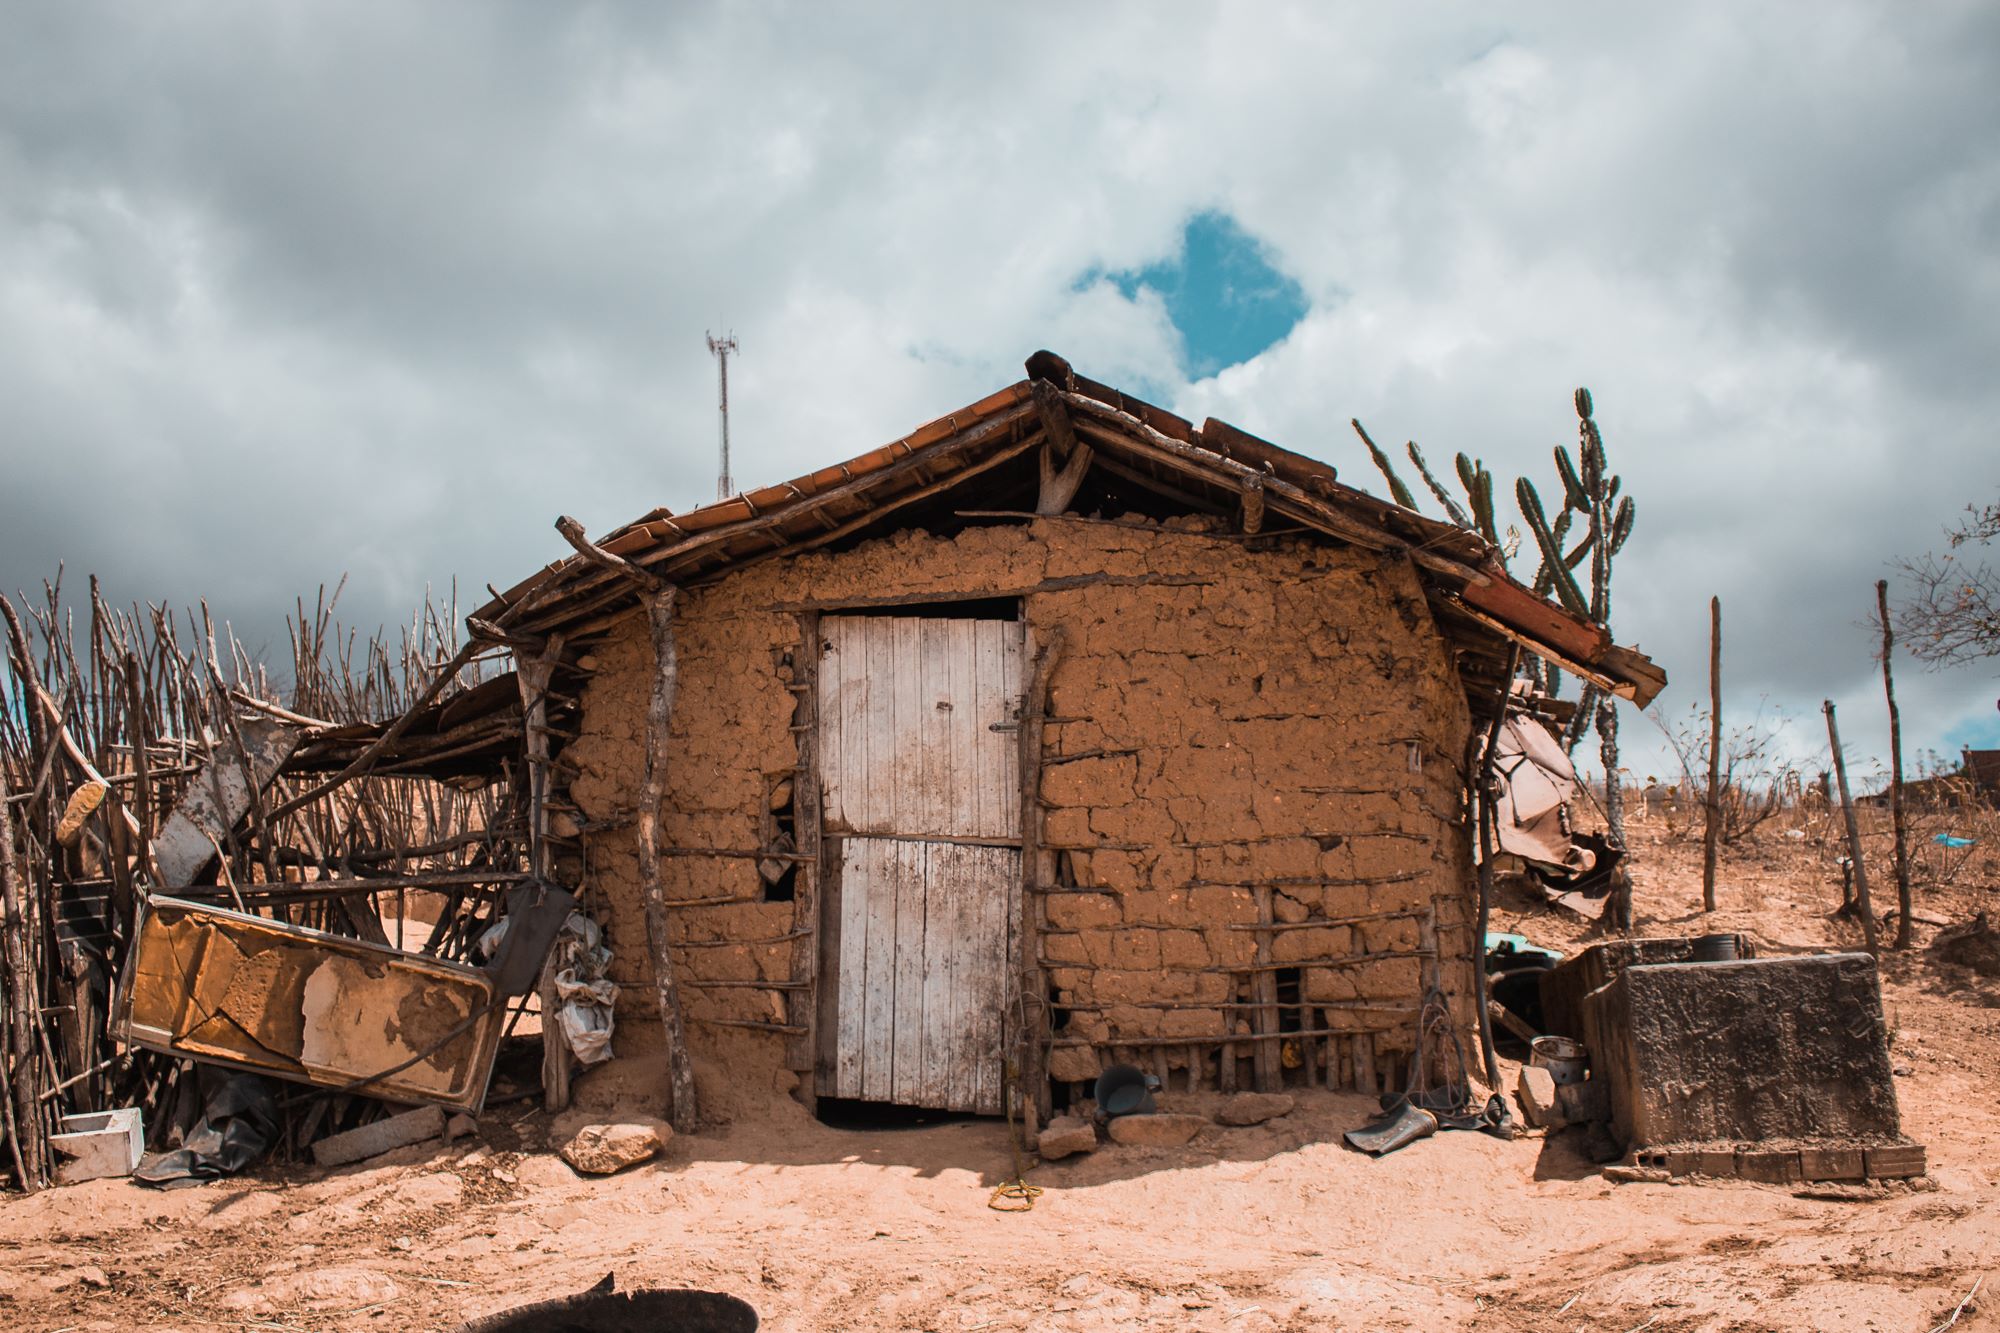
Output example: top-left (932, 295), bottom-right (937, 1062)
top-left (1516, 1066), bottom-right (1564, 1129)
top-left (1864, 1144), bottom-right (1927, 1179)
top-left (1735, 1149), bottom-right (1801, 1184)
top-left (1592, 952), bottom-right (1902, 1153)
top-left (1799, 1146), bottom-right (1866, 1182)
top-left (50, 1107), bottom-right (144, 1184)
top-left (312, 1105), bottom-right (445, 1168)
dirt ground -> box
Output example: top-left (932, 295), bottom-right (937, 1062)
top-left (3, 818), bottom-right (1995, 1332)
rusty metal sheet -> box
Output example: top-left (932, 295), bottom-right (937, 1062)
top-left (113, 897), bottom-right (504, 1113)
top-left (150, 715), bottom-right (302, 888)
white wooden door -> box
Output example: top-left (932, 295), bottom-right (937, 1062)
top-left (817, 616), bottom-right (1023, 1112)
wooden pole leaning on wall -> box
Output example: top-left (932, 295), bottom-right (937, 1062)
top-left (518, 633), bottom-right (574, 1112)
top-left (1016, 625), bottom-right (1066, 1130)
top-left (1703, 596), bottom-right (1722, 914)
top-left (1822, 699), bottom-right (1879, 954)
top-left (556, 515), bottom-right (700, 1132)
top-left (1472, 644), bottom-right (1521, 1093)
top-left (785, 611), bottom-right (824, 1092)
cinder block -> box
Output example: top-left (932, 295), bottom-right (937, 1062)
top-left (1687, 1149), bottom-right (1738, 1177)
top-left (50, 1107), bottom-right (144, 1184)
top-left (1864, 1144), bottom-right (1927, 1179)
top-left (1735, 1149), bottom-right (1801, 1184)
top-left (1799, 1147), bottom-right (1866, 1182)
top-left (312, 1105), bottom-right (445, 1167)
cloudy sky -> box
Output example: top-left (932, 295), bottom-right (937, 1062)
top-left (4, 2), bottom-right (1997, 785)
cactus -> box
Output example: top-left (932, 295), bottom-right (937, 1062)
top-left (1517, 478), bottom-right (1591, 616)
top-left (1405, 441), bottom-right (1474, 529)
top-left (1351, 419), bottom-right (1417, 510)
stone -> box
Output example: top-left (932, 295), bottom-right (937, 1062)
top-left (1216, 1092), bottom-right (1295, 1126)
top-left (1035, 1116), bottom-right (1097, 1160)
top-left (559, 1121), bottom-right (670, 1175)
top-left (1106, 1113), bottom-right (1207, 1147)
top-left (1864, 1144), bottom-right (1927, 1179)
top-left (312, 1105), bottom-right (445, 1168)
top-left (1516, 1066), bottom-right (1564, 1129)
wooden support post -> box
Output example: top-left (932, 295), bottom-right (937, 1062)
top-left (1877, 580), bottom-right (1912, 949)
top-left (1703, 595), bottom-right (1722, 913)
top-left (1251, 886), bottom-right (1280, 1093)
top-left (1353, 1032), bottom-right (1377, 1097)
top-left (519, 635), bottom-right (573, 1112)
top-left (639, 589), bottom-right (701, 1130)
top-left (1239, 472), bottom-right (1266, 535)
top-left (1823, 700), bottom-right (1879, 954)
top-left (1, 758), bottom-right (46, 1191)
top-left (1015, 627), bottom-right (1065, 1126)
top-left (786, 613), bottom-right (824, 1091)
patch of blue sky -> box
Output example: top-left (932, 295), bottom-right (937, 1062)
top-left (1076, 211), bottom-right (1310, 381)
top-left (1942, 705), bottom-right (2000, 756)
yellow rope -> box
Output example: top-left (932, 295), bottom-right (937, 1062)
top-left (989, 1055), bottom-right (1044, 1212)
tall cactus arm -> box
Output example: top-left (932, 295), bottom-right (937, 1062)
top-left (1406, 441), bottom-right (1474, 529)
top-left (1610, 496), bottom-right (1636, 555)
top-left (1554, 446), bottom-right (1590, 513)
top-left (1517, 478), bottom-right (1591, 616)
top-left (1352, 419), bottom-right (1418, 510)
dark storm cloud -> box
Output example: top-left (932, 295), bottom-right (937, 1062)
top-left (3, 1), bottom-right (1996, 775)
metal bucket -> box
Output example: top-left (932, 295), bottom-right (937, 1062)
top-left (1093, 1064), bottom-right (1159, 1118)
top-left (1530, 1035), bottom-right (1587, 1086)
top-left (1692, 933), bottom-right (1740, 963)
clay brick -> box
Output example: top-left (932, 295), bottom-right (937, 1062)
top-left (1735, 1149), bottom-right (1802, 1184)
top-left (1203, 928), bottom-right (1257, 970)
top-left (1272, 926), bottom-right (1352, 965)
top-left (1042, 933), bottom-right (1089, 965)
top-left (1864, 1144), bottom-right (1927, 1179)
top-left (1270, 891), bottom-right (1312, 924)
top-left (1798, 1147), bottom-right (1866, 1181)
top-left (1159, 929), bottom-right (1209, 969)
top-left (1303, 967), bottom-right (1360, 1003)
top-left (1108, 930), bottom-right (1162, 970)
top-left (1160, 1008), bottom-right (1225, 1038)
top-left (1120, 890), bottom-right (1188, 926)
top-left (1046, 893), bottom-right (1120, 930)
top-left (1043, 808), bottom-right (1092, 847)
top-left (1187, 885), bottom-right (1258, 925)
top-left (1354, 957), bottom-right (1422, 999)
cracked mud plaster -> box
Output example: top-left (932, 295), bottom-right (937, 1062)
top-left (560, 517), bottom-right (1476, 1099)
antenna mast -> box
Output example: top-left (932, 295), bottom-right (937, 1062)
top-left (706, 330), bottom-right (739, 499)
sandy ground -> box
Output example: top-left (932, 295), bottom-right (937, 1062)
top-left (3, 820), bottom-right (1996, 1333)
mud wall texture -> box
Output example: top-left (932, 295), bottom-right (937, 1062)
top-left (559, 515), bottom-right (1476, 1104)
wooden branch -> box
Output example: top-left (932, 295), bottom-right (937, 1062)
top-left (555, 515), bottom-right (666, 593)
top-left (1036, 438), bottom-right (1094, 515)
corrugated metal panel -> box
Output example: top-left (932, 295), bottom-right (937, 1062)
top-left (818, 616), bottom-right (1023, 840)
top-left (830, 837), bottom-right (1016, 1113)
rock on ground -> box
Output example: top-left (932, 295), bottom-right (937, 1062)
top-left (1035, 1115), bottom-right (1097, 1160)
top-left (1216, 1092), bottom-right (1296, 1126)
top-left (1106, 1113), bottom-right (1208, 1147)
top-left (1517, 1067), bottom-right (1564, 1129)
top-left (559, 1121), bottom-right (671, 1175)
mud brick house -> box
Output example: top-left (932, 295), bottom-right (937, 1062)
top-left (471, 351), bottom-right (1664, 1128)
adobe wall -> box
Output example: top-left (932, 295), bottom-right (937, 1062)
top-left (559, 515), bottom-right (1475, 1106)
